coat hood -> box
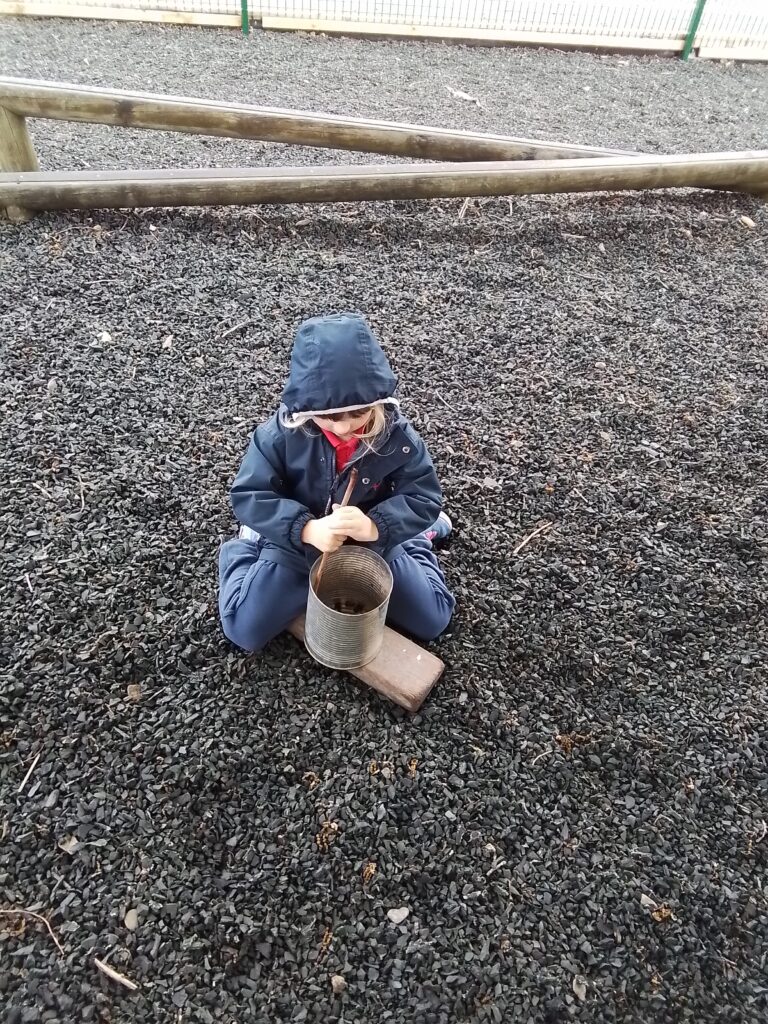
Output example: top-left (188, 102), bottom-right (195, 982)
top-left (280, 314), bottom-right (398, 418)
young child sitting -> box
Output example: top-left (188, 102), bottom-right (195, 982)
top-left (218, 313), bottom-right (455, 652)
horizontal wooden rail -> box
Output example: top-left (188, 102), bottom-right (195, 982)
top-left (262, 16), bottom-right (689, 54)
top-left (2, 152), bottom-right (767, 211)
top-left (0, 76), bottom-right (638, 163)
top-left (0, 2), bottom-right (241, 25)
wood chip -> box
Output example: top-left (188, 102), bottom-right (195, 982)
top-left (445, 85), bottom-right (483, 107)
top-left (652, 905), bottom-right (674, 923)
top-left (573, 975), bottom-right (588, 1001)
top-left (58, 834), bottom-right (80, 856)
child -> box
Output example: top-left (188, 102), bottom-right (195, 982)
top-left (218, 313), bottom-right (455, 653)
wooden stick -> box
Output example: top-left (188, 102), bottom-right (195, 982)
top-left (2, 151), bottom-right (767, 212)
top-left (17, 751), bottom-right (41, 793)
top-left (93, 958), bottom-right (139, 991)
top-left (0, 106), bottom-right (38, 221)
top-left (0, 908), bottom-right (65, 956)
top-left (220, 317), bottom-right (257, 340)
top-left (513, 521), bottom-right (553, 557)
top-left (314, 468), bottom-right (358, 590)
top-left (0, 76), bottom-right (637, 163)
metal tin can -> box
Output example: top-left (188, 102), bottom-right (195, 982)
top-left (305, 547), bottom-right (393, 670)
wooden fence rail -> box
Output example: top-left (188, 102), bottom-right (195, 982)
top-left (3, 152), bottom-right (768, 212)
top-left (1, 77), bottom-right (766, 220)
top-left (0, 76), bottom-right (638, 163)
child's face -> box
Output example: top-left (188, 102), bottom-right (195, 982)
top-left (313, 408), bottom-right (371, 439)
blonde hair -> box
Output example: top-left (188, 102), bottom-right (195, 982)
top-left (283, 402), bottom-right (391, 458)
top-left (354, 404), bottom-right (388, 452)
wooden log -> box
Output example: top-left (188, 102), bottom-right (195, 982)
top-left (2, 152), bottom-right (767, 211)
top-left (0, 76), bottom-right (638, 163)
top-left (0, 107), bottom-right (38, 221)
top-left (0, 2), bottom-right (240, 26)
top-left (287, 615), bottom-right (444, 713)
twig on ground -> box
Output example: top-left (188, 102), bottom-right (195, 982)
top-left (220, 317), bottom-right (256, 340)
top-left (94, 958), bottom-right (139, 990)
top-left (530, 748), bottom-right (554, 766)
top-left (513, 521), bottom-right (553, 556)
top-left (429, 388), bottom-right (452, 409)
top-left (32, 482), bottom-right (54, 500)
top-left (74, 470), bottom-right (85, 512)
top-left (445, 85), bottom-right (483, 108)
top-left (458, 197), bottom-right (472, 220)
top-left (17, 752), bottom-right (41, 794)
top-left (0, 907), bottom-right (65, 956)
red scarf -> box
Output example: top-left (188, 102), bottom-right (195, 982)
top-left (320, 427), bottom-right (364, 472)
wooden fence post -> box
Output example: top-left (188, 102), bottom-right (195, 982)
top-left (0, 107), bottom-right (39, 221)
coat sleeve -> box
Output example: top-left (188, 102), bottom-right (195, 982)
top-left (366, 429), bottom-right (443, 550)
top-left (230, 419), bottom-right (314, 552)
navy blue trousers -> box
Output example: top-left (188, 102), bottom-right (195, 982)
top-left (218, 535), bottom-right (455, 653)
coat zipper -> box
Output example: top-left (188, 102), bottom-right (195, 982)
top-left (325, 464), bottom-right (357, 514)
top-left (324, 446), bottom-right (360, 516)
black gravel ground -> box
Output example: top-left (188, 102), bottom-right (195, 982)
top-left (2, 19), bottom-right (768, 1024)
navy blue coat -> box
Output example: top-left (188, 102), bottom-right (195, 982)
top-left (230, 314), bottom-right (443, 571)
top-left (231, 412), bottom-right (443, 570)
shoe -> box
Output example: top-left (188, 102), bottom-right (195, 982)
top-left (424, 511), bottom-right (453, 543)
top-left (238, 524), bottom-right (261, 544)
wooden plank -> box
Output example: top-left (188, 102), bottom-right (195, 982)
top-left (698, 44), bottom-right (768, 62)
top-left (0, 2), bottom-right (241, 26)
top-left (287, 615), bottom-right (443, 713)
top-left (0, 76), bottom-right (638, 162)
top-left (262, 16), bottom-right (687, 54)
top-left (2, 152), bottom-right (768, 211)
top-left (0, 107), bottom-right (38, 221)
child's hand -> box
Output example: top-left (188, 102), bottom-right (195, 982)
top-left (301, 517), bottom-right (347, 553)
top-left (329, 505), bottom-right (380, 543)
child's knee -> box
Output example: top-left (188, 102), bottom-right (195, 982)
top-left (218, 550), bottom-right (308, 653)
top-left (411, 604), bottom-right (454, 642)
top-left (218, 537), bottom-right (260, 583)
top-left (220, 612), bottom-right (272, 654)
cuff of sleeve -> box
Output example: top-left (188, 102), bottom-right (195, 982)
top-left (367, 510), bottom-right (390, 548)
top-left (290, 510), bottom-right (314, 551)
